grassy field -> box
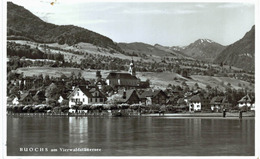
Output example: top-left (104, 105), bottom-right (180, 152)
top-left (8, 40), bottom-right (157, 63)
top-left (15, 67), bottom-right (254, 91)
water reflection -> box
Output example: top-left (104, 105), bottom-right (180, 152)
top-left (7, 116), bottom-right (254, 156)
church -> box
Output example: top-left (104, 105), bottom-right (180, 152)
top-left (106, 59), bottom-right (140, 89)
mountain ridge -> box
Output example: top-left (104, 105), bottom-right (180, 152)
top-left (173, 38), bottom-right (226, 62)
top-left (7, 2), bottom-right (120, 50)
top-left (214, 25), bottom-right (255, 71)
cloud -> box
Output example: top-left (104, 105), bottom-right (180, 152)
top-left (122, 8), bottom-right (169, 15)
top-left (217, 3), bottom-right (254, 8)
top-left (195, 4), bottom-right (206, 8)
top-left (172, 9), bottom-right (198, 15)
top-left (122, 7), bottom-right (199, 15)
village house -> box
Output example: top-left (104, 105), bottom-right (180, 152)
top-left (7, 94), bottom-right (19, 105)
top-left (139, 90), bottom-right (168, 105)
top-left (238, 94), bottom-right (252, 108)
top-left (68, 86), bottom-right (106, 108)
top-left (116, 89), bottom-right (140, 104)
top-left (188, 95), bottom-right (202, 112)
top-left (19, 92), bottom-right (34, 105)
top-left (33, 90), bottom-right (46, 103)
top-left (210, 96), bottom-right (230, 112)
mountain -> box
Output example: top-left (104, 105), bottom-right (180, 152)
top-left (214, 26), bottom-right (255, 71)
top-left (118, 42), bottom-right (188, 58)
top-left (7, 2), bottom-right (120, 50)
top-left (178, 39), bottom-right (226, 62)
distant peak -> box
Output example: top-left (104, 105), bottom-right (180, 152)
top-left (197, 39), bottom-right (213, 43)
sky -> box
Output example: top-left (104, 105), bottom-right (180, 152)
top-left (9, 0), bottom-right (255, 46)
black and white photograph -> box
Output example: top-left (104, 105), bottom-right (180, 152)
top-left (1, 0), bottom-right (259, 157)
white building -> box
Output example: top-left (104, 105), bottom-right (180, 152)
top-left (238, 94), bottom-right (252, 108)
top-left (68, 86), bottom-right (106, 108)
top-left (7, 95), bottom-right (19, 105)
top-left (188, 95), bottom-right (202, 112)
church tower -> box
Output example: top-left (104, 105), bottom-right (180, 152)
top-left (128, 58), bottom-right (136, 76)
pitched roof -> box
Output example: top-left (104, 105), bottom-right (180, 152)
top-left (60, 94), bottom-right (68, 99)
top-left (68, 86), bottom-right (106, 99)
top-left (118, 89), bottom-right (138, 102)
top-left (189, 95), bottom-right (201, 102)
top-left (19, 92), bottom-right (32, 101)
top-left (238, 94), bottom-right (252, 103)
top-left (139, 90), bottom-right (167, 99)
top-left (106, 72), bottom-right (137, 80)
top-left (177, 98), bottom-right (186, 104)
top-left (210, 96), bottom-right (225, 104)
top-left (7, 95), bottom-right (18, 103)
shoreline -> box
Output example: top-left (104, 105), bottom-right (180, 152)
top-left (7, 112), bottom-right (255, 118)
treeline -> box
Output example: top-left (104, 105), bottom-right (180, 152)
top-left (7, 42), bottom-right (64, 61)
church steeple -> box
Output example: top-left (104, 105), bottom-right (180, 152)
top-left (129, 57), bottom-right (136, 76)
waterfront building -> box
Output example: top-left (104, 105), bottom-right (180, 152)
top-left (68, 86), bottom-right (106, 108)
top-left (117, 89), bottom-right (140, 104)
top-left (19, 92), bottom-right (34, 105)
top-left (210, 96), bottom-right (230, 112)
top-left (238, 94), bottom-right (252, 108)
top-left (7, 94), bottom-right (19, 105)
top-left (188, 95), bottom-right (202, 112)
top-left (139, 90), bottom-right (168, 105)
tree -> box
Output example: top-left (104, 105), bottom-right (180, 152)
top-left (206, 84), bottom-right (212, 90)
top-left (102, 85), bottom-right (113, 94)
top-left (107, 94), bottom-right (123, 104)
top-left (61, 99), bottom-right (69, 106)
top-left (45, 83), bottom-right (59, 100)
top-left (44, 75), bottom-right (51, 86)
top-left (47, 99), bottom-right (58, 107)
top-left (9, 86), bottom-right (19, 96)
top-left (77, 71), bottom-right (82, 79)
top-left (181, 81), bottom-right (187, 87)
top-left (7, 72), bottom-right (16, 82)
top-left (60, 73), bottom-right (67, 80)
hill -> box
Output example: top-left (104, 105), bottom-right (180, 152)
top-left (214, 26), bottom-right (255, 71)
top-left (178, 39), bottom-right (226, 62)
top-left (15, 67), bottom-right (254, 91)
top-left (7, 2), bottom-right (120, 50)
top-left (118, 42), bottom-right (187, 58)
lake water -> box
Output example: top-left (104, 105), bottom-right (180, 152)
top-left (7, 116), bottom-right (254, 156)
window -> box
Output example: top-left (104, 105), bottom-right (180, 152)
top-left (90, 98), bottom-right (92, 102)
top-left (95, 98), bottom-right (97, 102)
top-left (83, 98), bottom-right (85, 102)
top-left (77, 92), bottom-right (79, 96)
top-left (100, 98), bottom-right (103, 102)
